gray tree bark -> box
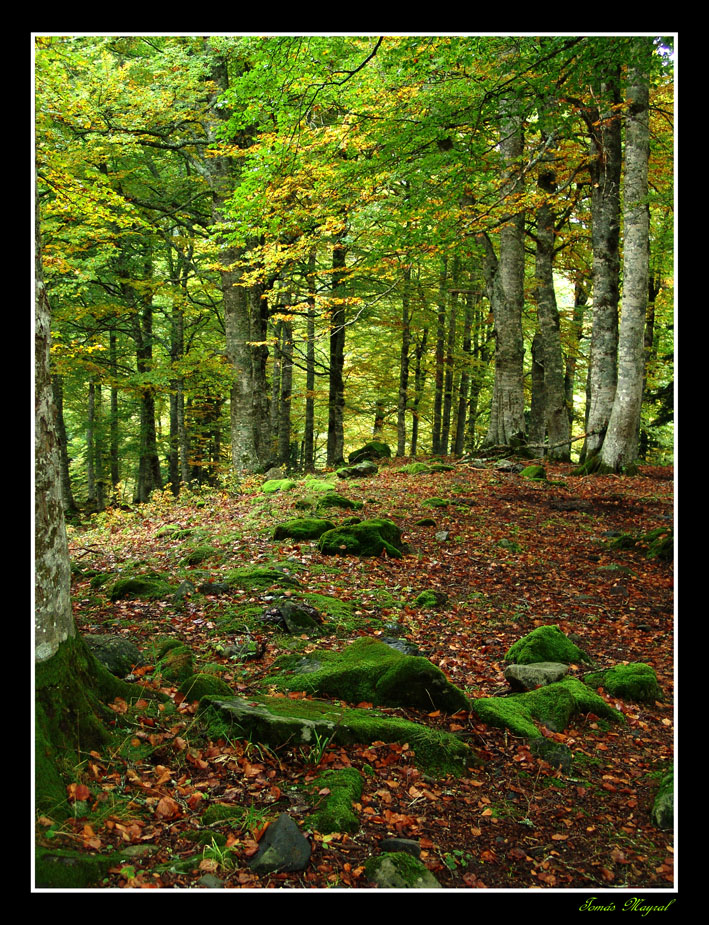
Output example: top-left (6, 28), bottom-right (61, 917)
top-left (600, 68), bottom-right (650, 473)
top-left (583, 69), bottom-right (622, 459)
top-left (35, 201), bottom-right (75, 664)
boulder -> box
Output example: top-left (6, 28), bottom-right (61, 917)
top-left (505, 624), bottom-right (591, 666)
top-left (261, 478), bottom-right (297, 493)
top-left (364, 853), bottom-right (441, 889)
top-left (650, 770), bottom-right (674, 830)
top-left (347, 441), bottom-right (392, 464)
top-left (200, 692), bottom-right (478, 776)
top-left (85, 635), bottom-right (144, 677)
top-left (259, 599), bottom-right (325, 635)
top-left (248, 813), bottom-right (311, 874)
top-left (272, 517), bottom-right (335, 541)
top-left (504, 661), bottom-right (570, 692)
top-left (318, 518), bottom-right (403, 558)
top-left (472, 678), bottom-right (623, 740)
top-left (336, 459), bottom-right (378, 479)
top-left (583, 663), bottom-right (663, 703)
top-left (274, 636), bottom-right (470, 713)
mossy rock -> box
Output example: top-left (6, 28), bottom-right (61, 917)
top-left (364, 852), bottom-right (441, 889)
top-left (472, 678), bottom-right (624, 739)
top-left (225, 564), bottom-right (302, 591)
top-left (429, 463), bottom-right (456, 472)
top-left (318, 518), bottom-right (403, 558)
top-left (583, 663), bottom-right (664, 703)
top-left (273, 636), bottom-right (470, 713)
top-left (315, 492), bottom-right (364, 511)
top-left (505, 625), bottom-right (591, 666)
top-left (305, 768), bottom-right (364, 834)
top-left (399, 462), bottom-right (431, 475)
top-left (520, 465), bottom-right (547, 480)
top-left (199, 694), bottom-right (479, 776)
top-left (180, 545), bottom-right (218, 566)
top-left (158, 645), bottom-right (195, 684)
top-left (35, 846), bottom-right (126, 889)
top-left (109, 574), bottom-right (174, 602)
top-left (422, 497), bottom-right (449, 508)
top-left (273, 517), bottom-right (336, 541)
top-left (302, 476), bottom-right (338, 493)
top-left (348, 441), bottom-right (392, 464)
top-left (261, 479), bottom-right (297, 494)
top-left (650, 770), bottom-right (674, 830)
top-left (178, 672), bottom-right (234, 703)
top-left (84, 635), bottom-right (144, 677)
top-left (414, 517), bottom-right (437, 527)
top-left (336, 460), bottom-right (378, 479)
top-left (414, 590), bottom-right (448, 609)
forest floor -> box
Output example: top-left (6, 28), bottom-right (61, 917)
top-left (39, 457), bottom-right (675, 893)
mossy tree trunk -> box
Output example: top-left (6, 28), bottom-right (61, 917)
top-left (35, 193), bottom-right (133, 820)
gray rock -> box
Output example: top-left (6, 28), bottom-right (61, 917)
top-left (366, 853), bottom-right (441, 889)
top-left (248, 813), bottom-right (311, 874)
top-left (85, 635), bottom-right (144, 677)
top-left (380, 838), bottom-right (420, 858)
top-left (504, 661), bottom-right (570, 692)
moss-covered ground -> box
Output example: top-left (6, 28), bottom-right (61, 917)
top-left (36, 462), bottom-right (674, 890)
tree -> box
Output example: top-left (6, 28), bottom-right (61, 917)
top-left (599, 64), bottom-right (651, 472)
top-left (35, 188), bottom-right (132, 819)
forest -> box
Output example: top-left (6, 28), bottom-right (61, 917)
top-left (34, 34), bottom-right (675, 894)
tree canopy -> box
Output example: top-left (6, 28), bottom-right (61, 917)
top-left (34, 33), bottom-right (675, 506)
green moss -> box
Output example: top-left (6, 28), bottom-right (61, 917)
top-left (35, 846), bottom-right (120, 889)
top-left (414, 590), bottom-right (446, 608)
top-left (158, 645), bottom-right (195, 684)
top-left (302, 477), bottom-right (338, 493)
top-left (315, 492), bottom-right (364, 511)
top-left (273, 518), bottom-right (336, 541)
top-left (109, 574), bottom-right (174, 602)
top-left (274, 637), bottom-right (470, 713)
top-left (178, 672), bottom-right (234, 703)
top-left (305, 768), bottom-right (364, 834)
top-left (422, 497), bottom-right (449, 508)
top-left (364, 852), bottom-right (440, 889)
top-left (318, 519), bottom-right (403, 558)
top-left (472, 678), bottom-right (624, 739)
top-left (348, 441), bottom-right (391, 464)
top-left (225, 564), bottom-right (302, 591)
top-left (399, 462), bottom-right (431, 474)
top-left (35, 635), bottom-right (140, 821)
top-left (261, 479), bottom-right (297, 493)
top-left (583, 663), bottom-right (663, 703)
top-left (200, 694), bottom-right (479, 776)
top-left (520, 465), bottom-right (547, 480)
top-left (180, 545), bottom-right (218, 566)
top-left (505, 624), bottom-right (591, 666)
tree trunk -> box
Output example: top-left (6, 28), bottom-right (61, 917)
top-left (600, 68), bottom-right (650, 473)
top-left (410, 326), bottom-right (428, 456)
top-left (431, 258), bottom-right (447, 455)
top-left (304, 249), bottom-right (317, 472)
top-left (483, 89), bottom-right (527, 449)
top-left (278, 318), bottom-right (294, 466)
top-left (396, 264), bottom-right (412, 457)
top-left (534, 196), bottom-right (571, 460)
top-left (564, 275), bottom-right (588, 430)
top-left (35, 196), bottom-right (133, 825)
top-left (327, 236), bottom-right (347, 467)
top-left (454, 290), bottom-right (474, 457)
top-left (583, 69), bottom-right (622, 460)
top-left (441, 259), bottom-right (460, 455)
top-left (528, 331), bottom-right (546, 448)
top-left (51, 374), bottom-right (78, 516)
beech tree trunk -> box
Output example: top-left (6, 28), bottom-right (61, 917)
top-left (583, 69), bottom-right (622, 460)
top-left (600, 68), bottom-right (650, 473)
top-left (483, 89), bottom-right (526, 448)
top-left (396, 264), bottom-right (412, 457)
top-left (327, 236), bottom-right (347, 467)
top-left (431, 258), bottom-right (447, 455)
top-left (303, 249), bottom-right (317, 472)
top-left (534, 196), bottom-right (571, 460)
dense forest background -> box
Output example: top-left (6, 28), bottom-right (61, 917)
top-left (34, 34), bottom-right (675, 510)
